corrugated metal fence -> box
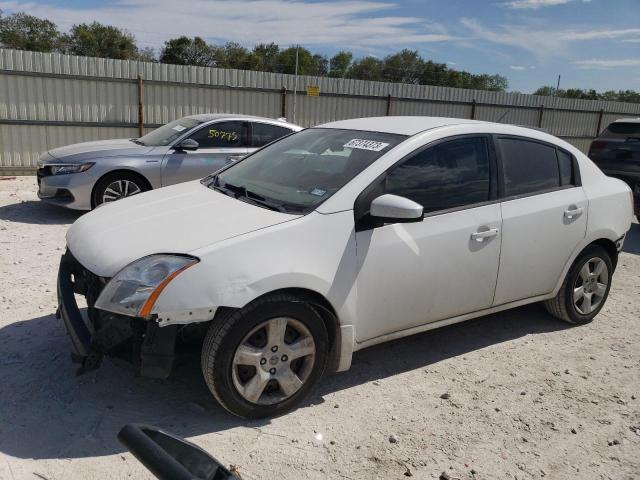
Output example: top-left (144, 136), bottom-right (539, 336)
top-left (1, 48), bottom-right (640, 173)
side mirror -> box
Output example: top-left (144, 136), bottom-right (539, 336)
top-left (118, 424), bottom-right (240, 480)
top-left (174, 138), bottom-right (199, 151)
top-left (370, 194), bottom-right (423, 223)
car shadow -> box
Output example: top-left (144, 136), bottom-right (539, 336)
top-left (0, 200), bottom-right (83, 225)
top-left (0, 304), bottom-right (568, 460)
top-left (622, 221), bottom-right (640, 255)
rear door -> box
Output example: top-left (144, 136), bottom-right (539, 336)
top-left (162, 121), bottom-right (249, 186)
top-left (493, 136), bottom-right (587, 305)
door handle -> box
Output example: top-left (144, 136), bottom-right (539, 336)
top-left (564, 206), bottom-right (584, 219)
top-left (471, 228), bottom-right (499, 242)
top-left (227, 154), bottom-right (245, 161)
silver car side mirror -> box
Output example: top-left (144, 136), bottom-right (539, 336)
top-left (174, 138), bottom-right (199, 151)
top-left (370, 194), bottom-right (424, 222)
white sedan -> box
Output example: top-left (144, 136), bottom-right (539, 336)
top-left (57, 116), bottom-right (633, 418)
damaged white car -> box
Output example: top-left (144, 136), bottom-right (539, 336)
top-left (57, 116), bottom-right (633, 418)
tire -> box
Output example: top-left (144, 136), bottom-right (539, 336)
top-left (92, 171), bottom-right (150, 208)
top-left (201, 293), bottom-right (329, 419)
top-left (544, 245), bottom-right (613, 325)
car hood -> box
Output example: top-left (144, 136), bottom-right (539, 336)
top-left (66, 181), bottom-right (300, 277)
top-left (47, 138), bottom-right (153, 162)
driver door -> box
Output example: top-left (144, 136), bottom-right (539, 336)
top-left (162, 121), bottom-right (249, 186)
top-left (354, 135), bottom-right (502, 343)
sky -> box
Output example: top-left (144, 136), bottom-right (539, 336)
top-left (0, 0), bottom-right (639, 93)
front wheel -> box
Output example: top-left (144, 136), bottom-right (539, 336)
top-left (92, 171), bottom-right (149, 208)
top-left (544, 245), bottom-right (613, 325)
top-left (201, 294), bottom-right (329, 418)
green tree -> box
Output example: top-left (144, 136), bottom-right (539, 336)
top-left (382, 49), bottom-right (423, 84)
top-left (251, 43), bottom-right (280, 72)
top-left (215, 42), bottom-right (253, 69)
top-left (310, 54), bottom-right (328, 76)
top-left (159, 36), bottom-right (215, 66)
top-left (136, 46), bottom-right (156, 62)
top-left (0, 11), bottom-right (60, 52)
top-left (329, 51), bottom-right (352, 78)
top-left (59, 22), bottom-right (137, 59)
top-left (348, 56), bottom-right (383, 81)
top-left (276, 46), bottom-right (314, 75)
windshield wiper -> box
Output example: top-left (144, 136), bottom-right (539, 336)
top-left (223, 182), bottom-right (288, 213)
top-left (130, 138), bottom-right (146, 146)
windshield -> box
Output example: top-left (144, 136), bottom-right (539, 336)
top-left (136, 117), bottom-right (203, 146)
top-left (204, 128), bottom-right (406, 214)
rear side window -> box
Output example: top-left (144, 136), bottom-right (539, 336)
top-left (497, 138), bottom-right (560, 197)
top-left (603, 122), bottom-right (640, 138)
top-left (557, 149), bottom-right (574, 186)
top-left (188, 121), bottom-right (247, 148)
top-left (385, 136), bottom-right (491, 214)
top-left (251, 123), bottom-right (292, 147)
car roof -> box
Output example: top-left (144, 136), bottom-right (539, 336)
top-left (612, 117), bottom-right (640, 124)
top-left (184, 113), bottom-right (301, 129)
top-left (317, 116), bottom-right (490, 136)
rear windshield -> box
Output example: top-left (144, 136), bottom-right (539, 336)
top-left (137, 117), bottom-right (203, 146)
top-left (204, 128), bottom-right (406, 214)
top-left (602, 122), bottom-right (640, 138)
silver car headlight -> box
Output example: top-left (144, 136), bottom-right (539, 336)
top-left (49, 163), bottom-right (94, 175)
top-left (95, 254), bottom-right (199, 318)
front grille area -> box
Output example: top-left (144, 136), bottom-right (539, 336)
top-left (65, 250), bottom-right (110, 327)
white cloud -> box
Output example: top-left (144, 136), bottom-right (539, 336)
top-left (573, 58), bottom-right (640, 69)
top-left (0, 0), bottom-right (458, 50)
top-left (461, 18), bottom-right (640, 61)
top-left (502, 0), bottom-right (589, 9)
top-left (561, 28), bottom-right (640, 41)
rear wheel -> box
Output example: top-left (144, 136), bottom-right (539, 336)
top-left (92, 171), bottom-right (150, 208)
top-left (544, 245), bottom-right (613, 325)
top-left (201, 294), bottom-right (329, 418)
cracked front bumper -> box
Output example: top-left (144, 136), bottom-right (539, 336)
top-left (56, 250), bottom-right (178, 378)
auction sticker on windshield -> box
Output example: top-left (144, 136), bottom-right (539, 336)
top-left (172, 125), bottom-right (187, 132)
top-left (343, 139), bottom-right (389, 151)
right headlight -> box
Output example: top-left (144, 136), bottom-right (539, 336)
top-left (95, 254), bottom-right (199, 318)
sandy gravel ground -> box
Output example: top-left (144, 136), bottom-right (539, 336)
top-left (0, 176), bottom-right (639, 480)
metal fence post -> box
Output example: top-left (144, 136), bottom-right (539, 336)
top-left (386, 94), bottom-right (392, 116)
top-left (137, 75), bottom-right (144, 137)
top-left (281, 87), bottom-right (287, 119)
top-left (538, 104), bottom-right (544, 128)
top-left (470, 99), bottom-right (476, 119)
top-left (596, 108), bottom-right (604, 136)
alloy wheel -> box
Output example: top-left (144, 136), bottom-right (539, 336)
top-left (573, 257), bottom-right (609, 315)
top-left (102, 179), bottom-right (142, 203)
top-left (231, 317), bottom-right (316, 405)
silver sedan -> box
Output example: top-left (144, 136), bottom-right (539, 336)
top-left (36, 114), bottom-right (301, 210)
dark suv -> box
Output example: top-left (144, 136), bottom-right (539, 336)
top-left (589, 118), bottom-right (640, 218)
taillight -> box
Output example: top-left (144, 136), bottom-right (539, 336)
top-left (589, 140), bottom-right (607, 153)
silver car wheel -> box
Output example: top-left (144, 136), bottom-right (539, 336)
top-left (102, 179), bottom-right (142, 203)
top-left (573, 257), bottom-right (609, 315)
top-left (231, 317), bottom-right (316, 405)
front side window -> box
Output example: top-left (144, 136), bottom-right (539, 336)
top-left (497, 138), bottom-right (560, 197)
top-left (251, 123), bottom-right (293, 147)
top-left (206, 128), bottom-right (406, 213)
top-left (385, 137), bottom-right (491, 214)
top-left (137, 117), bottom-right (203, 146)
top-left (189, 121), bottom-right (247, 148)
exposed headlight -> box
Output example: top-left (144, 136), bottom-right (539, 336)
top-left (49, 163), bottom-right (94, 175)
top-left (95, 255), bottom-right (199, 318)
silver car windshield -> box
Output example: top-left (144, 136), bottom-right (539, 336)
top-left (136, 117), bottom-right (203, 146)
top-left (204, 128), bottom-right (406, 214)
